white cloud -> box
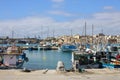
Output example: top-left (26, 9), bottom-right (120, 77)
top-left (104, 6), bottom-right (114, 10)
top-left (0, 16), bottom-right (55, 38)
top-left (0, 11), bottom-right (120, 38)
top-left (93, 12), bottom-right (120, 20)
top-left (88, 12), bottom-right (120, 34)
top-left (48, 10), bottom-right (74, 17)
top-left (51, 0), bottom-right (64, 9)
top-left (52, 0), bottom-right (64, 3)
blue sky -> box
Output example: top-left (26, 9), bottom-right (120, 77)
top-left (0, 0), bottom-right (120, 38)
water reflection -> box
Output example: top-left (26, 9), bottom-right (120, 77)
top-left (23, 50), bottom-right (72, 70)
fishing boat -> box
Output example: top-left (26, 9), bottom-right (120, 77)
top-left (72, 50), bottom-right (99, 72)
top-left (40, 45), bottom-right (52, 50)
top-left (0, 47), bottom-right (4, 53)
top-left (100, 58), bottom-right (120, 68)
top-left (60, 44), bottom-right (78, 52)
top-left (99, 46), bottom-right (120, 68)
top-left (0, 45), bottom-right (28, 69)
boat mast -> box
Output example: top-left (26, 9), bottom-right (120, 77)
top-left (85, 22), bottom-right (87, 44)
top-left (53, 29), bottom-right (55, 38)
top-left (12, 30), bottom-right (14, 38)
top-left (41, 25), bottom-right (43, 39)
top-left (85, 22), bottom-right (86, 37)
top-left (47, 26), bottom-right (49, 38)
top-left (92, 24), bottom-right (94, 44)
top-left (71, 29), bottom-right (73, 37)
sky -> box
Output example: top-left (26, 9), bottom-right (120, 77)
top-left (0, 0), bottom-right (120, 38)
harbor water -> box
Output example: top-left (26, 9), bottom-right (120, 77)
top-left (23, 50), bottom-right (72, 70)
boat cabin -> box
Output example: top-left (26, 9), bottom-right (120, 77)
top-left (72, 51), bottom-right (96, 71)
top-left (0, 46), bottom-right (27, 69)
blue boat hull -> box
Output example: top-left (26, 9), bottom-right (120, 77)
top-left (102, 63), bottom-right (120, 68)
top-left (61, 44), bottom-right (77, 52)
top-left (0, 61), bottom-right (24, 69)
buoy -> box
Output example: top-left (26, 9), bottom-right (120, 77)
top-left (43, 56), bottom-right (46, 61)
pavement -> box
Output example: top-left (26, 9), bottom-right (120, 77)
top-left (0, 69), bottom-right (120, 80)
